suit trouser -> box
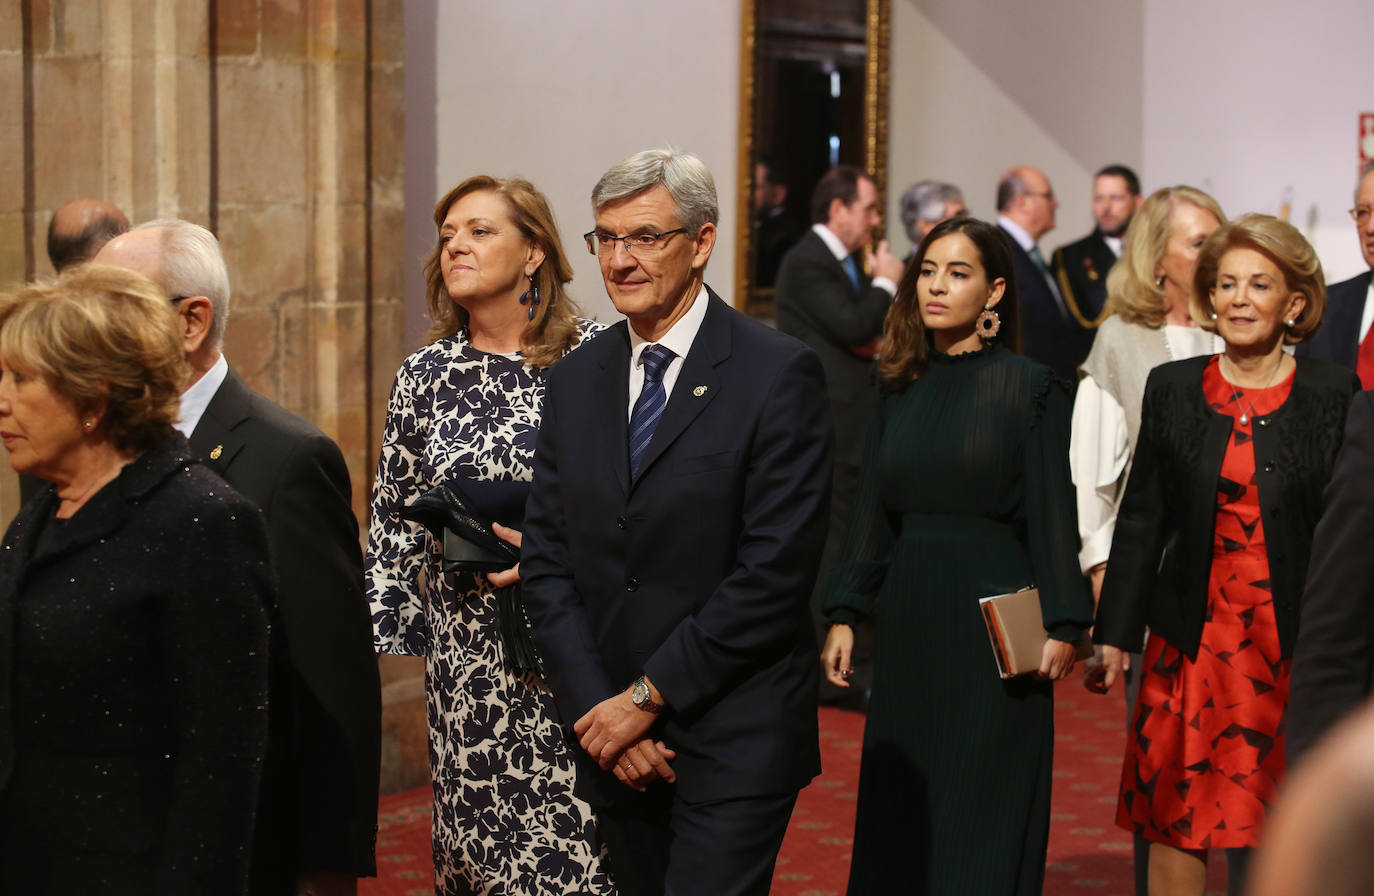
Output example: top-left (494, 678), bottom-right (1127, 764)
top-left (595, 785), bottom-right (799, 896)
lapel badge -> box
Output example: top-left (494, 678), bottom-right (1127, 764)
top-left (1084, 257), bottom-right (1099, 281)
top-left (693, 385), bottom-right (708, 397)
top-left (210, 444), bottom-right (223, 460)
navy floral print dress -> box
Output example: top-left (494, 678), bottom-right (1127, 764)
top-left (366, 321), bottom-right (613, 896)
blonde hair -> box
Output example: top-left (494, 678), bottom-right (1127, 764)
top-left (0, 264), bottom-right (187, 455)
top-left (1105, 186), bottom-right (1225, 328)
top-left (422, 176), bottom-right (582, 369)
top-left (1191, 213), bottom-right (1326, 345)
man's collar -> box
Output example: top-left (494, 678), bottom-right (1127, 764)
top-left (997, 215), bottom-right (1037, 252)
top-left (812, 223), bottom-right (851, 262)
top-left (176, 353), bottom-right (229, 438)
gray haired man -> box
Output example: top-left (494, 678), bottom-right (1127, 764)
top-left (521, 148), bottom-right (833, 896)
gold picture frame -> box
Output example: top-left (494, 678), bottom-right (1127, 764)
top-left (734, 0), bottom-right (890, 317)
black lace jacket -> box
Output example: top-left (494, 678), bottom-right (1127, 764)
top-left (1094, 355), bottom-right (1359, 660)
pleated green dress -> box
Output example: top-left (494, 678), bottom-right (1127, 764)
top-left (824, 342), bottom-right (1092, 895)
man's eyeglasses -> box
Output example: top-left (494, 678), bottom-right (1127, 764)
top-left (1350, 207), bottom-right (1372, 225)
top-left (584, 228), bottom-right (688, 258)
top-left (1024, 191), bottom-right (1056, 202)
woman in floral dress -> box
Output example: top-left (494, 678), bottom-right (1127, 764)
top-left (367, 175), bottom-right (611, 895)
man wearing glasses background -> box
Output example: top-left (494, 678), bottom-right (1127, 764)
top-left (1298, 160), bottom-right (1374, 385)
top-left (997, 165), bottom-right (1081, 379)
top-left (520, 147), bottom-right (833, 896)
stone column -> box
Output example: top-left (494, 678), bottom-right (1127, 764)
top-left (0, 0), bottom-right (409, 531)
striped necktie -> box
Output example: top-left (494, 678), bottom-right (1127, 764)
top-left (629, 344), bottom-right (676, 478)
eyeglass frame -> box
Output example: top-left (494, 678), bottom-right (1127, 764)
top-left (1350, 207), bottom-right (1372, 225)
top-left (583, 227), bottom-right (690, 258)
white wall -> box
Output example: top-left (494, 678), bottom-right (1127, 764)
top-left (1143, 0), bottom-right (1373, 282)
top-left (404, 1), bottom-right (741, 346)
top-left (887, 0), bottom-right (1144, 259)
top-left (403, 0), bottom-right (1373, 344)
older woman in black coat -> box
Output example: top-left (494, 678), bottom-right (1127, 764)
top-left (1094, 216), bottom-right (1359, 896)
top-left (0, 266), bottom-right (274, 894)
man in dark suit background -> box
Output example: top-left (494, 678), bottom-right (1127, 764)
top-left (1051, 164), bottom-right (1141, 341)
top-left (1298, 160), bottom-right (1374, 383)
top-left (1288, 387), bottom-right (1374, 761)
top-left (752, 154), bottom-right (804, 287)
top-left (774, 164), bottom-right (901, 702)
top-left (96, 220), bottom-right (381, 896)
top-left (997, 165), bottom-right (1082, 379)
top-left (520, 147), bottom-right (833, 896)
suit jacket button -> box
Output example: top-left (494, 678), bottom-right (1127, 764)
top-left (1263, 462), bottom-right (1275, 473)
top-left (617, 516), bottom-right (627, 530)
top-left (626, 578), bottom-right (639, 592)
top-left (1258, 418), bottom-right (1270, 427)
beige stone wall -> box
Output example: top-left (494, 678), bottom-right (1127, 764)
top-left (2, 1), bottom-right (425, 794)
top-left (0, 0), bottom-right (408, 529)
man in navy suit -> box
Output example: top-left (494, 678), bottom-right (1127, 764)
top-left (1298, 161), bottom-right (1374, 383)
top-left (520, 148), bottom-right (833, 896)
top-left (997, 165), bottom-right (1083, 379)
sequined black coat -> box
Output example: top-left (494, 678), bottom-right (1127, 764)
top-left (0, 435), bottom-right (273, 894)
top-left (1095, 356), bottom-right (1359, 660)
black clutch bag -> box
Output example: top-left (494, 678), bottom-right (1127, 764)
top-left (399, 479), bottom-right (543, 676)
top-left (399, 480), bottom-right (526, 573)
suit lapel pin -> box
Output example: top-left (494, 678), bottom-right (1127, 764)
top-left (693, 385), bottom-right (708, 397)
top-left (210, 444), bottom-right (223, 460)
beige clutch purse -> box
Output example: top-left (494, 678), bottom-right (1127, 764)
top-left (980, 588), bottom-right (1092, 679)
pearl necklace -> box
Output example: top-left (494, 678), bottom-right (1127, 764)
top-left (1220, 354), bottom-right (1284, 426)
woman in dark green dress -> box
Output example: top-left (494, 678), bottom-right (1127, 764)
top-left (822, 217), bottom-right (1093, 894)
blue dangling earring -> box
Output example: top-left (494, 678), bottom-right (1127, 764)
top-left (518, 273), bottom-right (541, 321)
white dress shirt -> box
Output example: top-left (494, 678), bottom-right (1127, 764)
top-left (627, 284), bottom-right (710, 419)
top-left (176, 353), bottom-right (229, 438)
top-left (1358, 280), bottom-right (1374, 343)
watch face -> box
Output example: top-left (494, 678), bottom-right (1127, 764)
top-left (632, 680), bottom-right (649, 704)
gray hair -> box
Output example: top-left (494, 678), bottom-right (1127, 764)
top-left (996, 169), bottom-right (1031, 212)
top-left (592, 147), bottom-right (719, 232)
top-left (1358, 159), bottom-right (1374, 203)
top-left (899, 180), bottom-right (964, 244)
top-left (134, 219), bottom-right (231, 349)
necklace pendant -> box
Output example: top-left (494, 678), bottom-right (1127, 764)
top-left (1239, 412), bottom-right (1249, 426)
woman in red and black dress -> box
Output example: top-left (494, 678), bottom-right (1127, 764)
top-left (1093, 214), bottom-right (1358, 896)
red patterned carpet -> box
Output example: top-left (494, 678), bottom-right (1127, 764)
top-left (362, 682), bottom-right (1231, 895)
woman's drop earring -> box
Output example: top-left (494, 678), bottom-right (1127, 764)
top-left (976, 306), bottom-right (1001, 341)
top-left (519, 274), bottom-right (541, 322)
